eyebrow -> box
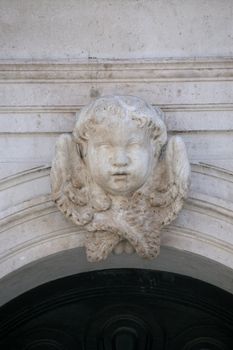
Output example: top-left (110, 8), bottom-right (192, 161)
top-left (127, 136), bottom-right (144, 143)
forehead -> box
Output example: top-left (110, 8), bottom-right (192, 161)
top-left (89, 119), bottom-right (148, 144)
top-left (89, 98), bottom-right (156, 128)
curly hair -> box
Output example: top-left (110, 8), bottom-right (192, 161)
top-left (73, 95), bottom-right (167, 159)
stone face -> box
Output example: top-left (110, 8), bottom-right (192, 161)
top-left (51, 96), bottom-right (190, 261)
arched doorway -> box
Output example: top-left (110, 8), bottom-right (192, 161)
top-left (0, 269), bottom-right (232, 349)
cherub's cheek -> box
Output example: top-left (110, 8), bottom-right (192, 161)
top-left (130, 151), bottom-right (149, 167)
top-left (94, 151), bottom-right (104, 164)
top-left (101, 152), bottom-right (112, 166)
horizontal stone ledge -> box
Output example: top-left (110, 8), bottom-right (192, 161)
top-left (1, 103), bottom-right (233, 112)
top-left (0, 58), bottom-right (233, 82)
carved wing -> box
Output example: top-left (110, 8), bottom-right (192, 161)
top-left (50, 134), bottom-right (93, 225)
top-left (150, 136), bottom-right (190, 226)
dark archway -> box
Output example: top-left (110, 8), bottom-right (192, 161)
top-left (0, 269), bottom-right (233, 349)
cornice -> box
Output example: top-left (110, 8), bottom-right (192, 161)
top-left (0, 58), bottom-right (233, 83)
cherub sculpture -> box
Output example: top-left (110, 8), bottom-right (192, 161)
top-left (51, 96), bottom-right (190, 262)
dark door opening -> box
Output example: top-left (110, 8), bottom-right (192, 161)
top-left (0, 269), bottom-right (233, 349)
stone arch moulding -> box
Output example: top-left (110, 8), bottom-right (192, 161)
top-left (0, 160), bottom-right (233, 305)
top-left (1, 59), bottom-right (233, 306)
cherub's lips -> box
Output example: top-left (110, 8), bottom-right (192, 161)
top-left (112, 172), bottom-right (129, 175)
top-left (111, 171), bottom-right (130, 180)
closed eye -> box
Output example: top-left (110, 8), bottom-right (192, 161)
top-left (127, 142), bottom-right (143, 148)
top-left (95, 143), bottom-right (111, 148)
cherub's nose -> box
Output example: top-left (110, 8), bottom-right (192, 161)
top-left (112, 148), bottom-right (129, 167)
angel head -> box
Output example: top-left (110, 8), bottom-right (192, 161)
top-left (73, 95), bottom-right (167, 197)
top-left (51, 95), bottom-right (190, 261)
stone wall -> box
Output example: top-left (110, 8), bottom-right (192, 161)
top-left (0, 0), bottom-right (233, 304)
top-left (1, 0), bottom-right (233, 60)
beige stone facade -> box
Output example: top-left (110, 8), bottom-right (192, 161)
top-left (0, 0), bottom-right (233, 305)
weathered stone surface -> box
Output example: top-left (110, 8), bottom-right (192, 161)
top-left (51, 96), bottom-right (190, 261)
top-left (1, 0), bottom-right (233, 60)
top-left (0, 59), bottom-right (233, 296)
top-left (0, 0), bottom-right (233, 305)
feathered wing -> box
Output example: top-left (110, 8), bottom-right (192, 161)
top-left (50, 134), bottom-right (190, 261)
top-left (50, 134), bottom-right (93, 225)
top-left (150, 136), bottom-right (190, 226)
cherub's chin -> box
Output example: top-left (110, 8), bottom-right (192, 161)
top-left (106, 185), bottom-right (137, 197)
